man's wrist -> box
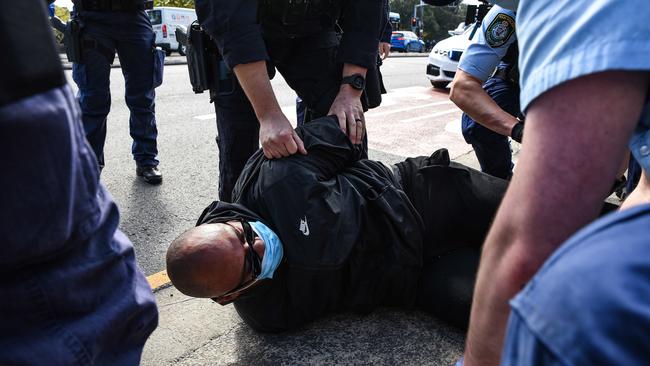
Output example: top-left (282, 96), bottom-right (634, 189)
top-left (339, 84), bottom-right (363, 97)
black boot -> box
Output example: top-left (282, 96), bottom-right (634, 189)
top-left (136, 166), bottom-right (163, 185)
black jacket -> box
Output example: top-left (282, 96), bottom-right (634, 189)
top-left (194, 0), bottom-right (382, 70)
top-left (197, 117), bottom-right (424, 332)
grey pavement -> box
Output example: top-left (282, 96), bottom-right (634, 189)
top-left (144, 286), bottom-right (465, 366)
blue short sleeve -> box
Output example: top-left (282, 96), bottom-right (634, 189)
top-left (517, 0), bottom-right (650, 111)
top-left (458, 5), bottom-right (517, 82)
top-left (504, 203), bottom-right (650, 366)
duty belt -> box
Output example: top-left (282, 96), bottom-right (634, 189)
top-left (493, 67), bottom-right (519, 85)
top-left (75, 0), bottom-right (153, 11)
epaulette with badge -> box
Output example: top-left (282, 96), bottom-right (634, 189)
top-left (485, 12), bottom-right (515, 48)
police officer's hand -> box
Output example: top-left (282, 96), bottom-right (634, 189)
top-left (259, 112), bottom-right (307, 159)
top-left (328, 86), bottom-right (365, 145)
top-left (379, 42), bottom-right (391, 60)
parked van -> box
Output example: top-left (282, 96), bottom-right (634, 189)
top-left (147, 7), bottom-right (197, 56)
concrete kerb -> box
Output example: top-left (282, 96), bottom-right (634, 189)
top-left (59, 53), bottom-right (427, 70)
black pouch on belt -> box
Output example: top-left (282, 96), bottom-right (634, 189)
top-left (64, 18), bottom-right (84, 63)
top-left (186, 21), bottom-right (224, 98)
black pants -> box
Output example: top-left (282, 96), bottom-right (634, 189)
top-left (396, 149), bottom-right (509, 329)
top-left (213, 32), bottom-right (342, 202)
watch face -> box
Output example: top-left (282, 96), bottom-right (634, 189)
top-left (352, 76), bottom-right (364, 89)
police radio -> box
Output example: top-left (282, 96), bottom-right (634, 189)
top-left (465, 1), bottom-right (492, 40)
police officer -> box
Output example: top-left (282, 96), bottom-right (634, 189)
top-left (449, 4), bottom-right (522, 180)
top-left (70, 0), bottom-right (165, 184)
top-left (1, 2), bottom-right (158, 363)
top-left (195, 0), bottom-right (383, 202)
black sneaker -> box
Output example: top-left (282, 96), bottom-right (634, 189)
top-left (136, 166), bottom-right (163, 185)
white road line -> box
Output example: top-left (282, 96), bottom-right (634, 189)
top-left (193, 107), bottom-right (298, 125)
top-left (194, 113), bottom-right (216, 120)
top-left (367, 101), bottom-right (453, 117)
top-left (401, 108), bottom-right (460, 123)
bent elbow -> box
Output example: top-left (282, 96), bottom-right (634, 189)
top-left (449, 79), bottom-right (469, 108)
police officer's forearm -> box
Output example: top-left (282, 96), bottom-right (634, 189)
top-left (450, 70), bottom-right (518, 137)
top-left (339, 63), bottom-right (367, 98)
top-left (233, 61), bottom-right (283, 122)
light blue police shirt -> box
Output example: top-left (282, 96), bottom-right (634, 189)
top-left (458, 5), bottom-right (517, 83)
top-left (516, 0), bottom-right (650, 172)
top-left (501, 203), bottom-right (650, 365)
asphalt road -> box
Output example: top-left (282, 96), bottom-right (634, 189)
top-left (63, 55), bottom-right (471, 277)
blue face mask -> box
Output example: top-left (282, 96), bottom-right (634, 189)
top-left (249, 221), bottom-right (284, 280)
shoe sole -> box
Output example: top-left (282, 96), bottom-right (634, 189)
top-left (141, 176), bottom-right (163, 185)
top-left (136, 171), bottom-right (163, 185)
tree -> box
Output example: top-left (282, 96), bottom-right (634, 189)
top-left (52, 6), bottom-right (71, 48)
top-left (389, 0), bottom-right (466, 43)
top-left (153, 0), bottom-right (194, 8)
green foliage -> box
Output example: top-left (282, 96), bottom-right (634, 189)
top-left (52, 6), bottom-right (71, 47)
top-left (153, 0), bottom-right (195, 8)
top-left (55, 6), bottom-right (70, 21)
top-left (389, 0), bottom-right (466, 42)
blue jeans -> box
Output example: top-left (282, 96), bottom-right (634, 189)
top-left (0, 86), bottom-right (158, 365)
top-left (461, 77), bottom-right (520, 180)
top-left (72, 10), bottom-right (163, 168)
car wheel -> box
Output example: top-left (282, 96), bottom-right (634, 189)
top-left (178, 44), bottom-right (187, 56)
top-left (431, 81), bottom-right (449, 89)
top-left (165, 49), bottom-right (172, 57)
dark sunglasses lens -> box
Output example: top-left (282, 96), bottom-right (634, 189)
top-left (241, 220), bottom-right (261, 277)
top-left (241, 221), bottom-right (256, 243)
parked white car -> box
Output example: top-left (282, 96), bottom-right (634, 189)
top-left (147, 7), bottom-right (197, 56)
top-left (426, 24), bottom-right (476, 89)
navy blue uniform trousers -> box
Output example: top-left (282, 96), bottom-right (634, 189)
top-left (461, 76), bottom-right (520, 180)
top-left (72, 10), bottom-right (164, 169)
top-left (0, 85), bottom-right (158, 365)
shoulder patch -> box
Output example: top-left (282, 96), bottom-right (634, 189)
top-left (485, 13), bottom-right (515, 48)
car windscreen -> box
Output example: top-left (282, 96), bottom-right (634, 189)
top-left (391, 33), bottom-right (404, 38)
top-left (148, 10), bottom-right (162, 25)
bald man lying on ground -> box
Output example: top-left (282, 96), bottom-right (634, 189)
top-left (166, 116), bottom-right (510, 332)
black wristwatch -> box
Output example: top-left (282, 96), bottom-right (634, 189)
top-left (341, 74), bottom-right (365, 90)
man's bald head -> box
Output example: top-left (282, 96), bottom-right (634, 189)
top-left (166, 223), bottom-right (245, 298)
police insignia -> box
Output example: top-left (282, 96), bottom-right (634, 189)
top-left (485, 13), bottom-right (515, 48)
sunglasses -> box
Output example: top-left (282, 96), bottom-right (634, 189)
top-left (212, 220), bottom-right (261, 305)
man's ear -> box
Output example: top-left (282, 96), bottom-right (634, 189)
top-left (215, 292), bottom-right (241, 306)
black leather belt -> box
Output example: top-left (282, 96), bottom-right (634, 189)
top-left (76, 0), bottom-right (153, 11)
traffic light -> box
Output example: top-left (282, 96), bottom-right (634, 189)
top-left (411, 17), bottom-right (417, 27)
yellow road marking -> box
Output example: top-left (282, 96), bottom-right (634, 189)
top-left (147, 270), bottom-right (171, 291)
